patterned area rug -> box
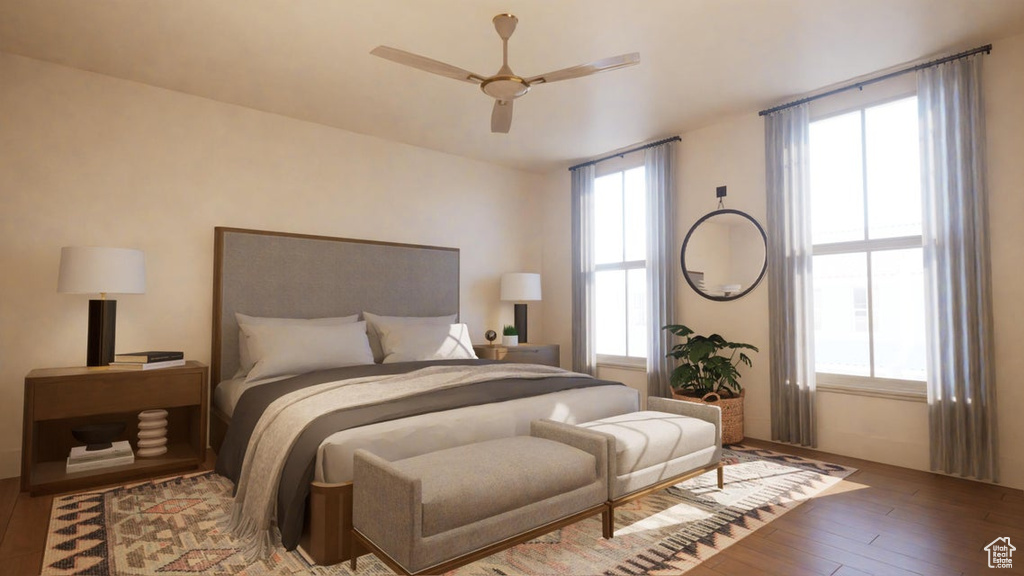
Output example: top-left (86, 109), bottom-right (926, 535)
top-left (41, 445), bottom-right (854, 575)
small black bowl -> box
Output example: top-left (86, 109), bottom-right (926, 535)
top-left (72, 422), bottom-right (126, 451)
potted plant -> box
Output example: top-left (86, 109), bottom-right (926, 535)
top-left (502, 324), bottom-right (519, 346)
top-left (663, 324), bottom-right (758, 444)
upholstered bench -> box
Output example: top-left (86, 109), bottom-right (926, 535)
top-left (576, 396), bottom-right (723, 538)
top-left (350, 421), bottom-right (609, 575)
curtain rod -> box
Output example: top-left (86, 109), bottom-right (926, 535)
top-left (758, 43), bottom-right (992, 117)
top-left (568, 135), bottom-right (681, 172)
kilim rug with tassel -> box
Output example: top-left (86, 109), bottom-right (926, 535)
top-left (41, 445), bottom-right (854, 575)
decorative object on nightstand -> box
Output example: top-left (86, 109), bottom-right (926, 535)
top-left (66, 440), bottom-right (134, 474)
top-left (500, 272), bottom-right (541, 343)
top-left (501, 324), bottom-right (518, 346)
top-left (484, 329), bottom-right (497, 344)
top-left (473, 343), bottom-right (560, 367)
top-left (109, 358), bottom-right (186, 370)
top-left (114, 351), bottom-right (183, 363)
top-left (57, 246), bottom-right (146, 366)
top-left (137, 409), bottom-right (169, 457)
top-left (71, 422), bottom-right (126, 451)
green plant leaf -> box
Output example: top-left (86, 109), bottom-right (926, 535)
top-left (662, 323), bottom-right (756, 399)
top-left (664, 324), bottom-right (694, 337)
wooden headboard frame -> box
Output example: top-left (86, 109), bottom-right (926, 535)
top-left (211, 227), bottom-right (460, 386)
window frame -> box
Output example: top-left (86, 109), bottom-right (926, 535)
top-left (593, 157), bottom-right (648, 369)
top-left (809, 93), bottom-right (927, 397)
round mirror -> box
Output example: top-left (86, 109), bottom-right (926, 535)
top-left (681, 209), bottom-right (767, 301)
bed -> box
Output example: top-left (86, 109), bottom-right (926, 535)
top-left (208, 227), bottom-right (639, 565)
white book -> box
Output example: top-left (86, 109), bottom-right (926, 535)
top-left (66, 453), bottom-right (135, 474)
top-left (68, 440), bottom-right (133, 463)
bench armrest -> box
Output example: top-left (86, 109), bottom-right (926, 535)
top-left (531, 419), bottom-right (609, 487)
top-left (648, 396), bottom-right (723, 449)
top-left (352, 449), bottom-right (422, 567)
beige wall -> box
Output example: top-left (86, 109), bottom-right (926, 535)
top-left (0, 53), bottom-right (546, 478)
top-left (541, 31), bottom-right (1024, 489)
top-left (985, 31), bottom-right (1024, 489)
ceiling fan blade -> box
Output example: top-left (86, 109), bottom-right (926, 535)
top-left (525, 52), bottom-right (640, 85)
top-left (371, 46), bottom-right (485, 84)
top-left (491, 100), bottom-right (513, 133)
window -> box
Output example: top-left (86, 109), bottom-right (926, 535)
top-left (594, 165), bottom-right (647, 364)
top-left (809, 96), bottom-right (927, 393)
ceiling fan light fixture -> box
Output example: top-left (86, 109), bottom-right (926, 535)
top-left (370, 13), bottom-right (639, 133)
top-left (481, 76), bottom-right (531, 100)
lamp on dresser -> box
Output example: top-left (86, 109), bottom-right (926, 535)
top-left (58, 246), bottom-right (146, 366)
top-left (500, 272), bottom-right (541, 344)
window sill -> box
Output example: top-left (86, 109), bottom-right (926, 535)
top-left (816, 373), bottom-right (926, 403)
top-left (596, 355), bottom-right (647, 372)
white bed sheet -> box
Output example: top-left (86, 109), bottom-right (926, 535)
top-left (215, 375), bottom-right (641, 485)
top-left (314, 384), bottom-right (639, 483)
top-left (213, 377), bottom-right (246, 416)
top-left (213, 375), bottom-right (290, 417)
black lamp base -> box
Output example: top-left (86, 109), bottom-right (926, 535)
top-left (87, 299), bottom-right (117, 366)
top-left (514, 303), bottom-right (529, 344)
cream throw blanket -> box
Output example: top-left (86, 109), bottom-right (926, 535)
top-left (225, 363), bottom-right (590, 561)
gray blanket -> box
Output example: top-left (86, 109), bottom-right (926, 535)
top-left (215, 359), bottom-right (621, 549)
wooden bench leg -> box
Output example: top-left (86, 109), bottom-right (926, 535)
top-left (602, 505), bottom-right (614, 539)
top-left (717, 464), bottom-right (724, 489)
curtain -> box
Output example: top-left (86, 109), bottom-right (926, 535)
top-left (645, 142), bottom-right (676, 398)
top-left (571, 165), bottom-right (597, 375)
top-left (765, 103), bottom-right (817, 447)
top-left (918, 54), bottom-right (998, 482)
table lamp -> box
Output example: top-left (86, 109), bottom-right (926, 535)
top-left (58, 247), bottom-right (146, 366)
top-left (500, 272), bottom-right (541, 344)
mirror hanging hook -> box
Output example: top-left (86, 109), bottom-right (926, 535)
top-left (716, 185), bottom-right (727, 209)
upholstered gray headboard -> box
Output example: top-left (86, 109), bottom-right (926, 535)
top-left (211, 227), bottom-right (460, 384)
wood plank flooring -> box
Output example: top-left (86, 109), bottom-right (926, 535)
top-left (0, 440), bottom-right (1019, 575)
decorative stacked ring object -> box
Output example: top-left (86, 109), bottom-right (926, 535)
top-left (137, 409), bottom-right (168, 457)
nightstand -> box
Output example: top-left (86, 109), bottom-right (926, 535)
top-left (21, 361), bottom-right (208, 495)
top-left (474, 344), bottom-right (560, 367)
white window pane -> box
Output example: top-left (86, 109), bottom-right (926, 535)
top-left (866, 97), bottom-right (922, 239)
top-left (810, 112), bottom-right (865, 244)
top-left (623, 167), bottom-right (646, 262)
top-left (871, 249), bottom-right (926, 380)
top-left (594, 173), bottom-right (623, 264)
top-left (813, 253), bottom-right (870, 376)
top-left (627, 268), bottom-right (647, 358)
top-left (595, 270), bottom-right (626, 356)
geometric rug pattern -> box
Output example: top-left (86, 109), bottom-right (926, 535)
top-left (42, 445), bottom-right (854, 575)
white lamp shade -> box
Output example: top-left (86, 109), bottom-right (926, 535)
top-left (500, 273), bottom-right (542, 302)
top-left (58, 246), bottom-right (146, 295)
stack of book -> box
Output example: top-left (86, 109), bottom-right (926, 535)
top-left (66, 440), bottom-right (135, 473)
top-left (109, 351), bottom-right (185, 370)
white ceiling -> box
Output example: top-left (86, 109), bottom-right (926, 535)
top-left (3, 0), bottom-right (1024, 173)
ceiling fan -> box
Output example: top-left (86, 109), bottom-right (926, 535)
top-left (370, 13), bottom-right (640, 134)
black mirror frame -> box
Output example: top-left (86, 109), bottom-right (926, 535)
top-left (680, 208), bottom-right (768, 302)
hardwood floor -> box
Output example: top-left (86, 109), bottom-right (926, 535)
top-left (1, 441), bottom-right (1019, 575)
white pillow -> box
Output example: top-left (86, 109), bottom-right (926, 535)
top-left (363, 311), bottom-right (458, 363)
top-left (242, 321), bottom-right (374, 384)
top-left (378, 323), bottom-right (478, 364)
top-left (235, 313), bottom-right (359, 375)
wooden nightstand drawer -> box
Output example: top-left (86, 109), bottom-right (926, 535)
top-left (474, 344), bottom-right (560, 367)
top-left (33, 369), bottom-right (203, 420)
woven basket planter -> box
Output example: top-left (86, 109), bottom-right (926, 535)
top-left (670, 390), bottom-right (744, 445)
